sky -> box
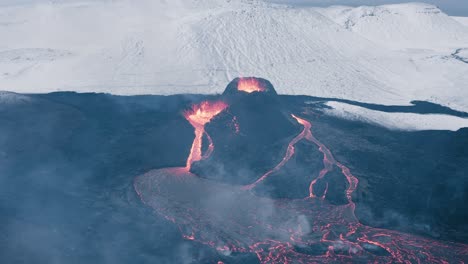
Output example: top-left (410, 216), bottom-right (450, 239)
top-left (268, 0), bottom-right (468, 16)
top-left (1, 0), bottom-right (467, 16)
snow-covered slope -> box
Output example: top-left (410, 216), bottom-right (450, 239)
top-left (453, 16), bottom-right (468, 28)
top-left (317, 3), bottom-right (468, 50)
top-left (323, 101), bottom-right (468, 131)
top-left (0, 0), bottom-right (467, 113)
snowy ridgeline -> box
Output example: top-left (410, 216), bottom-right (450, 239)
top-left (0, 0), bottom-right (468, 114)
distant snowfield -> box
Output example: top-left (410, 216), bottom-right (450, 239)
top-left (454, 16), bottom-right (468, 27)
top-left (1, 0), bottom-right (468, 115)
top-left (323, 101), bottom-right (468, 131)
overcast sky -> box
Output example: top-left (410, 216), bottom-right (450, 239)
top-left (1, 0), bottom-right (467, 16)
top-left (268, 0), bottom-right (468, 16)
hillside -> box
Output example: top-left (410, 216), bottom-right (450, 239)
top-left (0, 0), bottom-right (467, 112)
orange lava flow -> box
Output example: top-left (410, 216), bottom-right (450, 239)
top-left (134, 111), bottom-right (468, 264)
top-left (237, 78), bottom-right (266, 93)
top-left (244, 114), bottom-right (359, 207)
top-left (183, 100), bottom-right (228, 170)
top-left (242, 114), bottom-right (309, 190)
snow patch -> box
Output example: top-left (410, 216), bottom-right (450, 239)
top-left (323, 101), bottom-right (468, 131)
top-left (0, 91), bottom-right (32, 104)
top-left (318, 3), bottom-right (468, 50)
top-left (453, 16), bottom-right (468, 27)
top-left (0, 48), bottom-right (72, 63)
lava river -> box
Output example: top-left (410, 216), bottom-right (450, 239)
top-left (134, 98), bottom-right (468, 263)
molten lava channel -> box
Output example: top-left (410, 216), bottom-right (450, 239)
top-left (183, 100), bottom-right (228, 170)
top-left (237, 77), bottom-right (267, 93)
top-left (134, 104), bottom-right (468, 263)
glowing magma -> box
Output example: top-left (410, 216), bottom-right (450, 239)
top-left (237, 78), bottom-right (266, 93)
top-left (245, 114), bottom-right (358, 204)
top-left (183, 100), bottom-right (228, 170)
top-left (135, 108), bottom-right (468, 263)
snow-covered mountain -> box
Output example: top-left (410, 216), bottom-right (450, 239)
top-left (318, 3), bottom-right (468, 50)
top-left (0, 0), bottom-right (467, 112)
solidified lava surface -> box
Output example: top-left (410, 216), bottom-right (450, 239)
top-left (134, 78), bottom-right (468, 263)
top-left (134, 167), bottom-right (467, 263)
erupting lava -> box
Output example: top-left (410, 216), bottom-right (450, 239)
top-left (183, 100), bottom-right (228, 170)
top-left (237, 77), bottom-right (266, 93)
top-left (134, 99), bottom-right (468, 263)
top-left (244, 114), bottom-right (358, 206)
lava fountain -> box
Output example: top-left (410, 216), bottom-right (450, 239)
top-left (237, 77), bottom-right (267, 93)
top-left (183, 100), bottom-right (228, 170)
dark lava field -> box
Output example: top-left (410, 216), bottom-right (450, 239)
top-left (1, 78), bottom-right (467, 263)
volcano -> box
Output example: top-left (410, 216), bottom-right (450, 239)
top-left (133, 78), bottom-right (468, 263)
top-left (192, 77), bottom-right (296, 185)
top-left (1, 81), bottom-right (467, 263)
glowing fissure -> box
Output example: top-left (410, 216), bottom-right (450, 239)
top-left (244, 114), bottom-right (358, 207)
top-left (183, 100), bottom-right (228, 170)
top-left (298, 114), bottom-right (358, 205)
top-left (134, 105), bottom-right (468, 263)
top-left (242, 115), bottom-right (309, 190)
top-left (237, 77), bottom-right (266, 93)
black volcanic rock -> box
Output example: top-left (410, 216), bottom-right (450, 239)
top-left (1, 90), bottom-right (468, 263)
top-left (191, 78), bottom-right (302, 185)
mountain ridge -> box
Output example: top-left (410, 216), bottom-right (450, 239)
top-left (0, 0), bottom-right (467, 112)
